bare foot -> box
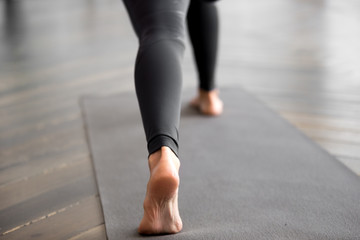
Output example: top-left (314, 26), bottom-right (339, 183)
top-left (138, 146), bottom-right (183, 235)
top-left (190, 88), bottom-right (223, 116)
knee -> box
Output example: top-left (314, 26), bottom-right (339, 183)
top-left (138, 11), bottom-right (187, 48)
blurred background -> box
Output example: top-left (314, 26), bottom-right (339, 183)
top-left (0, 0), bottom-right (359, 238)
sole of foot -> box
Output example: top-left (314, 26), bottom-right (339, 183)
top-left (138, 147), bottom-right (183, 235)
top-left (190, 88), bottom-right (223, 116)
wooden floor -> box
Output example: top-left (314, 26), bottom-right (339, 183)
top-left (0, 0), bottom-right (359, 239)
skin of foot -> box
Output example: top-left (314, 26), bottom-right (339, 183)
top-left (138, 146), bottom-right (183, 235)
top-left (190, 88), bottom-right (223, 116)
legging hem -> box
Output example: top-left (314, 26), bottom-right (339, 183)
top-left (147, 134), bottom-right (179, 158)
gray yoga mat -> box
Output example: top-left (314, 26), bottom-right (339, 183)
top-left (80, 88), bottom-right (360, 240)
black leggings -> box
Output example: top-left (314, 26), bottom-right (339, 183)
top-left (123, 0), bottom-right (219, 157)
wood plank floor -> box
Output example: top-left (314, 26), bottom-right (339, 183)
top-left (0, 0), bottom-right (359, 239)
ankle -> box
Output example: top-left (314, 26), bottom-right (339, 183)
top-left (148, 146), bottom-right (179, 171)
top-left (199, 88), bottom-right (218, 98)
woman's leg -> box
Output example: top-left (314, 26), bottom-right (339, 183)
top-left (122, 0), bottom-right (189, 235)
top-left (124, 0), bottom-right (189, 157)
top-left (187, 0), bottom-right (223, 115)
top-left (187, 0), bottom-right (218, 91)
